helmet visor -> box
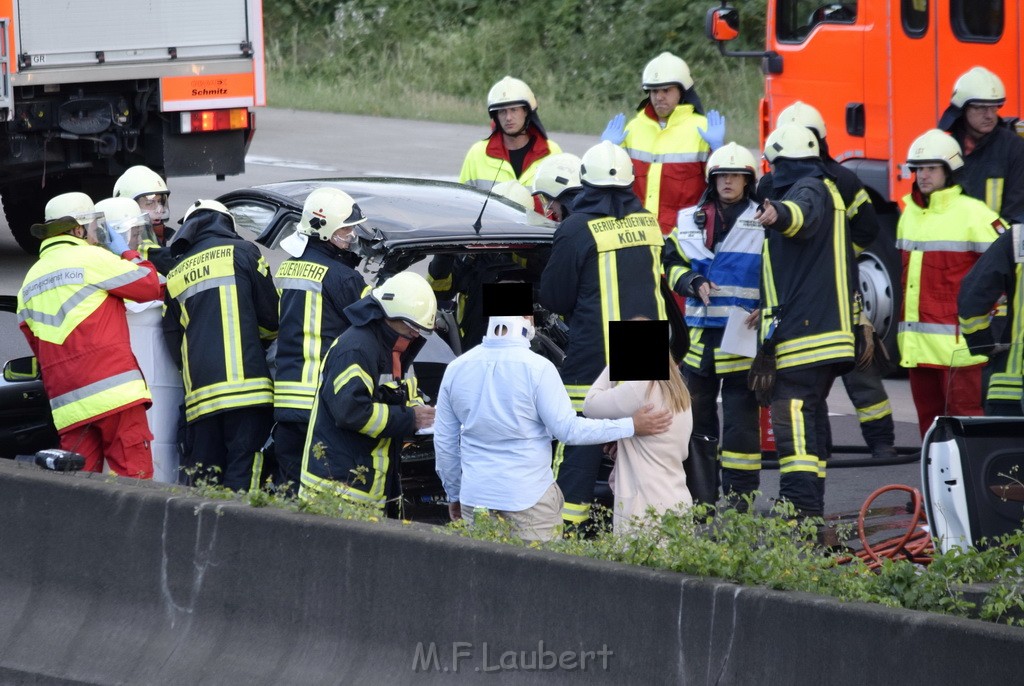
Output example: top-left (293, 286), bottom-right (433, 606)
top-left (74, 211), bottom-right (109, 246)
top-left (110, 213), bottom-right (158, 251)
top-left (136, 193), bottom-right (171, 223)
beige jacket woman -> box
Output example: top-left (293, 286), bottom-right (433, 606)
top-left (583, 367), bottom-right (693, 533)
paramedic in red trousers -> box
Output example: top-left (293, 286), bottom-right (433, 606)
top-left (163, 200), bottom-right (279, 491)
top-left (539, 140), bottom-right (668, 529)
top-left (939, 66), bottom-right (1024, 415)
top-left (272, 188), bottom-right (369, 491)
top-left (896, 129), bottom-right (1005, 436)
top-left (754, 124), bottom-right (857, 519)
top-left (17, 192), bottom-right (163, 478)
top-left (299, 273), bottom-right (437, 513)
top-left (959, 223), bottom-right (1024, 416)
top-left (663, 142), bottom-right (762, 508)
top-left (601, 51), bottom-right (726, 235)
top-left (765, 101), bottom-right (899, 460)
top-left (434, 313), bottom-right (672, 542)
top-left (459, 76), bottom-right (562, 194)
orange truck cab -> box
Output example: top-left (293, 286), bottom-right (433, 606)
top-left (706, 0), bottom-right (1018, 356)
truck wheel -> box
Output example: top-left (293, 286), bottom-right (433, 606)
top-left (1, 184), bottom-right (45, 254)
top-left (858, 209), bottom-right (902, 373)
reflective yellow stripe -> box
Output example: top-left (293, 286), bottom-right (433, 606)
top-left (651, 245), bottom-right (667, 320)
top-left (598, 251), bottom-right (619, 364)
top-left (817, 459), bottom-right (826, 479)
top-left (250, 451), bottom-right (264, 491)
top-left (428, 273), bottom-right (453, 292)
top-left (856, 399), bottom-right (892, 423)
top-left (720, 451), bottom-right (760, 471)
top-left (552, 441), bottom-right (566, 478)
top-left (958, 313), bottom-right (990, 335)
top-left (220, 285), bottom-right (244, 382)
top-left (333, 364), bottom-right (373, 395)
top-left (780, 201), bottom-right (803, 237)
top-left (50, 375), bottom-right (151, 431)
top-left (778, 455), bottom-right (819, 474)
top-left (359, 403), bottom-right (390, 438)
top-left (824, 180), bottom-right (852, 335)
top-left (846, 188), bottom-right (869, 220)
top-left (985, 178), bottom-right (1004, 214)
top-left (564, 384), bottom-right (589, 413)
top-left (561, 501), bottom-right (589, 524)
top-left (299, 470), bottom-right (386, 507)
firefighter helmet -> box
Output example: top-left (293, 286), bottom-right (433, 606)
top-left (281, 187), bottom-right (367, 257)
top-left (44, 192), bottom-right (95, 223)
top-left (906, 128), bottom-right (964, 171)
top-left (580, 141), bottom-right (635, 188)
top-left (705, 142), bottom-right (757, 181)
top-left (371, 272), bottom-right (437, 334)
top-left (182, 199), bottom-right (235, 227)
top-left (531, 153), bottom-right (583, 200)
top-left (491, 180), bottom-right (534, 210)
top-left (763, 124), bottom-right (820, 162)
top-left (487, 76), bottom-right (537, 112)
top-left (950, 67), bottom-right (1006, 109)
top-left (95, 197), bottom-right (157, 251)
top-left (776, 101), bottom-right (827, 139)
top-left (642, 52), bottom-right (694, 92)
top-left (113, 165), bottom-right (169, 200)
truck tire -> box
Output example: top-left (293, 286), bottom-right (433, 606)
top-left (857, 208), bottom-right (901, 373)
top-left (1, 184), bottom-right (45, 254)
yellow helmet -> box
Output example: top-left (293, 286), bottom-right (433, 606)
top-left (906, 129), bottom-right (964, 171)
top-left (705, 142), bottom-right (757, 181)
top-left (531, 153), bottom-right (583, 200)
top-left (776, 101), bottom-right (827, 139)
top-left (487, 76), bottom-right (537, 112)
top-left (764, 124), bottom-right (819, 162)
top-left (581, 141), bottom-right (635, 188)
top-left (372, 272), bottom-right (437, 334)
top-left (642, 52), bottom-right (693, 91)
top-left (113, 165), bottom-right (169, 200)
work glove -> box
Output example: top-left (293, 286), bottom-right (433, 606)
top-left (104, 228), bottom-right (131, 256)
top-left (601, 113), bottom-right (627, 145)
top-left (855, 312), bottom-right (876, 370)
top-left (747, 339), bottom-right (776, 408)
top-left (698, 110), bottom-right (726, 151)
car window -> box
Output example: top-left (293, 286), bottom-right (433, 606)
top-left (0, 308), bottom-right (33, 362)
top-left (777, 0), bottom-right (857, 43)
top-left (229, 201), bottom-right (279, 238)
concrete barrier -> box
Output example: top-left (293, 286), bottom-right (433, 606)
top-left (1, 459), bottom-right (1022, 685)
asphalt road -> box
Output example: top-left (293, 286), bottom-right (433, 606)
top-left (0, 108), bottom-right (925, 518)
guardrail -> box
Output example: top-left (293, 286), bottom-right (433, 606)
top-left (0, 459), bottom-right (1021, 685)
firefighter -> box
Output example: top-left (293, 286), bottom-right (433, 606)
top-left (163, 199), bottom-right (279, 491)
top-left (299, 272), bottom-right (437, 513)
top-left (459, 76), bottom-right (562, 193)
top-left (531, 152), bottom-right (583, 222)
top-left (601, 51), bottom-right (726, 235)
top-left (897, 129), bottom-right (1006, 436)
top-left (113, 165), bottom-right (175, 274)
top-left (663, 142), bottom-right (762, 507)
top-left (17, 192), bottom-right (162, 478)
top-left (768, 101), bottom-right (898, 460)
top-left (958, 224), bottom-right (1024, 416)
top-left (272, 188), bottom-right (370, 491)
top-left (753, 124), bottom-right (856, 518)
top-left (538, 140), bottom-right (668, 529)
top-left (939, 66), bottom-right (1024, 411)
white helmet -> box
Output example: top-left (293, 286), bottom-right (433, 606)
top-left (642, 52), bottom-right (694, 92)
top-left (44, 192), bottom-right (95, 223)
top-left (764, 124), bottom-right (820, 162)
top-left (581, 141), bottom-right (635, 188)
top-left (951, 66), bottom-right (1005, 109)
top-left (487, 76), bottom-right (537, 112)
top-left (531, 153), bottom-right (583, 200)
top-left (491, 180), bottom-right (534, 210)
top-left (281, 187), bottom-right (367, 257)
top-left (776, 101), bottom-right (827, 139)
top-left (95, 197), bottom-right (157, 251)
top-left (113, 165), bottom-right (169, 200)
top-left (371, 272), bottom-right (437, 334)
top-left (705, 142), bottom-right (757, 181)
top-left (182, 199), bottom-right (235, 229)
top-left (906, 129), bottom-right (964, 172)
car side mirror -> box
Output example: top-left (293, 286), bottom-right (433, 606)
top-left (3, 356), bottom-right (41, 382)
top-left (705, 6), bottom-right (740, 42)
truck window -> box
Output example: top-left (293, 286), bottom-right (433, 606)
top-left (902, 0), bottom-right (928, 37)
top-left (776, 1), bottom-right (858, 43)
top-left (951, 0), bottom-right (1002, 42)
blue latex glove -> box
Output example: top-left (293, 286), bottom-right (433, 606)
top-left (601, 113), bottom-right (627, 144)
top-left (698, 109), bottom-right (726, 151)
top-left (104, 228), bottom-right (130, 256)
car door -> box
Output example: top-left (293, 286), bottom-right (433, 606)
top-left (0, 296), bottom-right (58, 459)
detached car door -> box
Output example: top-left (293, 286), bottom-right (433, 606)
top-left (0, 296), bottom-right (58, 458)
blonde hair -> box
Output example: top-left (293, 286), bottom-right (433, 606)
top-left (646, 354), bottom-right (691, 413)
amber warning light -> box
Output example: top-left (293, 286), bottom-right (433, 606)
top-left (181, 108), bottom-right (249, 133)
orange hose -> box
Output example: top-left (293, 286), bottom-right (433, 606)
top-left (839, 484), bottom-right (934, 570)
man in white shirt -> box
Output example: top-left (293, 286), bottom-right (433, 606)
top-left (434, 313), bottom-right (673, 541)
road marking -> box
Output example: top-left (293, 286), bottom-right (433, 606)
top-left (246, 155), bottom-right (342, 172)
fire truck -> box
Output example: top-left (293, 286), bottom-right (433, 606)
top-left (0, 0), bottom-right (264, 252)
top-left (705, 0), bottom-right (1016, 356)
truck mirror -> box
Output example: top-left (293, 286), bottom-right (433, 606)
top-left (3, 356), bottom-right (40, 382)
top-left (705, 6), bottom-right (740, 42)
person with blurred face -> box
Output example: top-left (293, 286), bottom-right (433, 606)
top-left (897, 129), bottom-right (1007, 436)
